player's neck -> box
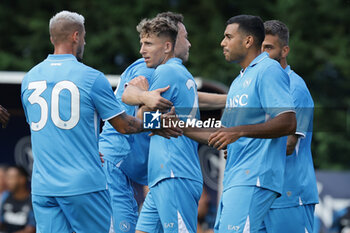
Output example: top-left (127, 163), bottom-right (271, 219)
top-left (239, 49), bottom-right (261, 69)
top-left (161, 53), bottom-right (175, 65)
top-left (53, 43), bottom-right (77, 57)
top-left (280, 58), bottom-right (288, 69)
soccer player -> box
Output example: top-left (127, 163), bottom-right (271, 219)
top-left (21, 10), bottom-right (173, 233)
top-left (259, 20), bottom-right (318, 233)
top-left (203, 15), bottom-right (296, 232)
top-left (0, 105), bottom-right (10, 128)
top-left (134, 16), bottom-right (203, 233)
top-left (99, 12), bottom-right (189, 233)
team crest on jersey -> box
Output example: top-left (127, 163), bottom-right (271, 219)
top-left (143, 110), bottom-right (161, 129)
top-left (119, 220), bottom-right (131, 232)
top-left (243, 78), bottom-right (252, 88)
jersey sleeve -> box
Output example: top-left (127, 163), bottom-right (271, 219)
top-left (292, 87), bottom-right (313, 138)
top-left (258, 64), bottom-right (295, 118)
top-left (132, 65), bottom-right (154, 85)
top-left (90, 73), bottom-right (124, 121)
top-left (149, 67), bottom-right (177, 104)
top-left (21, 75), bottom-right (29, 124)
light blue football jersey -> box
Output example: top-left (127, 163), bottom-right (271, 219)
top-left (147, 58), bottom-right (203, 188)
top-left (220, 52), bottom-right (294, 195)
top-left (271, 65), bottom-right (319, 208)
top-left (99, 58), bottom-right (154, 185)
top-left (21, 54), bottom-right (123, 196)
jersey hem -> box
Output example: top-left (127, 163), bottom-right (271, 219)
top-left (31, 186), bottom-right (107, 197)
top-left (271, 201), bottom-right (319, 209)
top-left (295, 131), bottom-right (306, 138)
top-left (223, 183), bottom-right (281, 196)
top-left (149, 175), bottom-right (203, 188)
top-left (275, 110), bottom-right (296, 117)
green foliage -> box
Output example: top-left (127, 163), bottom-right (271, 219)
top-left (1, 0), bottom-right (349, 169)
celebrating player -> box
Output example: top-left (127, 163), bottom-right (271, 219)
top-left (177, 15), bottom-right (296, 232)
top-left (134, 16), bottom-right (203, 233)
top-left (209, 15), bottom-right (296, 233)
top-left (99, 12), bottom-right (192, 233)
top-left (21, 10), bottom-right (177, 233)
top-left (259, 20), bottom-right (318, 233)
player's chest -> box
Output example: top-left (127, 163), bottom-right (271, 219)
top-left (226, 74), bottom-right (259, 108)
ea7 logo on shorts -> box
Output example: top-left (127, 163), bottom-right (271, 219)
top-left (164, 222), bottom-right (175, 228)
top-left (228, 225), bottom-right (240, 231)
top-left (143, 110), bottom-right (161, 129)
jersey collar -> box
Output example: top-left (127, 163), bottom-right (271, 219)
top-left (248, 52), bottom-right (269, 68)
top-left (240, 52), bottom-right (269, 77)
top-left (284, 65), bottom-right (293, 76)
top-left (47, 54), bottom-right (77, 61)
top-left (166, 57), bottom-right (183, 65)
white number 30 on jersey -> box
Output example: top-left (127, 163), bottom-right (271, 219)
top-left (27, 81), bottom-right (80, 131)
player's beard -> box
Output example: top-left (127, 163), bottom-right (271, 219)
top-left (76, 44), bottom-right (84, 62)
top-left (274, 51), bottom-right (283, 63)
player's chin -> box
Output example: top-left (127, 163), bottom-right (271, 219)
top-left (145, 61), bottom-right (154, 68)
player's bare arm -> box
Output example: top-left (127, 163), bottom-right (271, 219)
top-left (183, 127), bottom-right (219, 145)
top-left (110, 111), bottom-right (182, 139)
top-left (286, 134), bottom-right (299, 155)
top-left (0, 105), bottom-right (10, 128)
top-left (129, 75), bottom-right (150, 91)
top-left (108, 112), bottom-right (144, 134)
top-left (159, 107), bottom-right (220, 145)
top-left (122, 76), bottom-right (173, 110)
top-left (198, 92), bottom-right (227, 110)
top-left (208, 112), bottom-right (296, 150)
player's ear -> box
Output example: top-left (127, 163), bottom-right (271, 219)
top-left (50, 36), bottom-right (55, 45)
top-left (164, 41), bottom-right (172, 54)
top-left (72, 31), bottom-right (79, 43)
top-left (282, 45), bottom-right (290, 58)
top-left (244, 35), bottom-right (254, 49)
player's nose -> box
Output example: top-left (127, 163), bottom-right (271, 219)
top-left (139, 45), bottom-right (145, 55)
top-left (220, 39), bottom-right (225, 47)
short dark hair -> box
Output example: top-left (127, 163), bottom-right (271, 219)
top-left (264, 20), bottom-right (289, 46)
top-left (156, 11), bottom-right (184, 25)
top-left (226, 15), bottom-right (265, 48)
top-left (137, 17), bottom-right (178, 48)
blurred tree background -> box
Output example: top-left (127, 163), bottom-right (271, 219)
top-left (0, 0), bottom-right (349, 169)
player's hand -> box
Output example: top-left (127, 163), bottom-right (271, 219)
top-left (150, 107), bottom-right (183, 139)
top-left (142, 86), bottom-right (173, 111)
top-left (151, 127), bottom-right (183, 139)
top-left (208, 128), bottom-right (242, 150)
top-left (0, 105), bottom-right (10, 128)
top-left (129, 75), bottom-right (149, 91)
top-left (99, 152), bottom-right (105, 165)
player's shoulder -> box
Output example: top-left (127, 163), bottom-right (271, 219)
top-left (130, 58), bottom-right (154, 76)
top-left (256, 57), bottom-right (288, 84)
top-left (260, 56), bottom-right (285, 73)
top-left (289, 69), bottom-right (313, 103)
top-left (289, 70), bottom-right (308, 90)
top-left (76, 61), bottom-right (104, 78)
top-left (156, 58), bottom-right (190, 81)
top-left (22, 60), bottom-right (47, 88)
